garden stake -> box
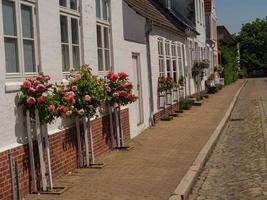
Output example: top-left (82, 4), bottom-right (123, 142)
top-left (42, 125), bottom-right (53, 190)
top-left (35, 109), bottom-right (47, 192)
top-left (15, 161), bottom-right (21, 200)
top-left (75, 118), bottom-right (83, 168)
top-left (8, 150), bottom-right (16, 200)
top-left (115, 108), bottom-right (121, 147)
top-left (26, 111), bottom-right (37, 193)
top-left (108, 106), bottom-right (115, 148)
top-left (82, 117), bottom-right (90, 167)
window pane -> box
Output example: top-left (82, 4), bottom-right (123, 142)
top-left (105, 49), bottom-right (110, 71)
top-left (70, 0), bottom-right (77, 10)
top-left (71, 18), bottom-right (79, 44)
top-left (96, 25), bottom-right (102, 47)
top-left (98, 49), bottom-right (103, 71)
top-left (172, 60), bottom-right (177, 71)
top-left (102, 0), bottom-right (108, 20)
top-left (62, 45), bottom-right (70, 71)
top-left (59, 0), bottom-right (67, 7)
top-left (4, 38), bottom-right (19, 73)
top-left (21, 5), bottom-right (33, 38)
top-left (2, 0), bottom-right (16, 36)
top-left (23, 40), bottom-right (36, 72)
top-left (96, 0), bottom-right (101, 18)
top-left (60, 15), bottom-right (68, 43)
top-left (73, 46), bottom-right (80, 68)
top-left (103, 27), bottom-right (109, 48)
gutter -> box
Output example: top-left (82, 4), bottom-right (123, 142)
top-left (145, 19), bottom-right (155, 126)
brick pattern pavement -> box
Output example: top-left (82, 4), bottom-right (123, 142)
top-left (25, 80), bottom-right (244, 200)
top-left (190, 79), bottom-right (267, 200)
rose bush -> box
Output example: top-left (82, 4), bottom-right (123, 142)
top-left (18, 72), bottom-right (57, 124)
top-left (158, 77), bottom-right (176, 93)
top-left (53, 66), bottom-right (105, 118)
top-left (104, 71), bottom-right (137, 108)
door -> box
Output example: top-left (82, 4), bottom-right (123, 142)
top-left (132, 53), bottom-right (144, 125)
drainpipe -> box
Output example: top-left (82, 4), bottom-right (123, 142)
top-left (145, 19), bottom-right (155, 126)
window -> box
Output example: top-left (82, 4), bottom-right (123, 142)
top-left (177, 44), bottom-right (184, 79)
top-left (59, 0), bottom-right (79, 11)
top-left (59, 0), bottom-right (81, 71)
top-left (158, 39), bottom-right (165, 77)
top-left (2, 0), bottom-right (38, 77)
top-left (171, 43), bottom-right (177, 81)
top-left (96, 0), bottom-right (111, 72)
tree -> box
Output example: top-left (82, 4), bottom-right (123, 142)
top-left (237, 17), bottom-right (267, 72)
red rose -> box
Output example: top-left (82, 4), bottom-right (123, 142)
top-left (36, 84), bottom-right (46, 92)
top-left (46, 83), bottom-right (53, 89)
top-left (26, 97), bottom-right (36, 105)
top-left (37, 96), bottom-right (46, 103)
top-left (57, 106), bottom-right (65, 113)
top-left (111, 73), bottom-right (118, 82)
top-left (118, 85), bottom-right (124, 90)
top-left (107, 71), bottom-right (113, 78)
top-left (48, 105), bottom-right (55, 112)
top-left (64, 93), bottom-right (75, 102)
top-left (127, 93), bottom-right (136, 101)
top-left (123, 82), bottom-right (133, 89)
top-left (119, 90), bottom-right (128, 97)
top-left (22, 80), bottom-right (32, 89)
top-left (118, 72), bottom-right (128, 79)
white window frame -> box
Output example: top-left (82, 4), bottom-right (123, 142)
top-left (171, 42), bottom-right (177, 82)
top-left (96, 0), bottom-right (111, 73)
top-left (158, 38), bottom-right (165, 77)
top-left (59, 0), bottom-right (82, 72)
top-left (3, 0), bottom-right (39, 79)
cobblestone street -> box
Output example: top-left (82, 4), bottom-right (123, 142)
top-left (190, 78), bottom-right (267, 200)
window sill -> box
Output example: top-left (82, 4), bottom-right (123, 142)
top-left (5, 82), bottom-right (21, 93)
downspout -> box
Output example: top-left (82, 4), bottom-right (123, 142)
top-left (145, 19), bottom-right (155, 126)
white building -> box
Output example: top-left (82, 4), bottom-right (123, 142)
top-left (0, 0), bottom-right (218, 198)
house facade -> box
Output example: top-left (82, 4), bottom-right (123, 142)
top-left (0, 0), bottom-right (218, 199)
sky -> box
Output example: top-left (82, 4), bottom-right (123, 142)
top-left (216, 0), bottom-right (267, 34)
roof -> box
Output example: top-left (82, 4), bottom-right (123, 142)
top-left (217, 26), bottom-right (236, 45)
top-left (124, 0), bottom-right (197, 36)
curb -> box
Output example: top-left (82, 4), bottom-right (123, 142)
top-left (169, 80), bottom-right (248, 200)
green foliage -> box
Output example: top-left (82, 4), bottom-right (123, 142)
top-left (178, 75), bottom-right (185, 87)
top-left (221, 46), bottom-right (238, 85)
top-left (192, 60), bottom-right (209, 93)
top-left (215, 83), bottom-right (223, 90)
top-left (236, 17), bottom-right (267, 72)
top-left (158, 77), bottom-right (176, 92)
top-left (208, 86), bottom-right (218, 94)
top-left (180, 99), bottom-right (192, 110)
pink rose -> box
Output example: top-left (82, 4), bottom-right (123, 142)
top-left (113, 103), bottom-right (119, 109)
top-left (123, 82), bottom-right (133, 89)
top-left (127, 93), bottom-right (136, 101)
top-left (59, 85), bottom-right (68, 94)
top-left (37, 96), bottom-right (46, 103)
top-left (119, 90), bottom-right (128, 97)
top-left (72, 85), bottom-right (78, 92)
top-left (64, 93), bottom-right (75, 102)
top-left (22, 80), bottom-right (32, 89)
top-left (84, 95), bottom-right (92, 102)
top-left (36, 84), bottom-right (46, 92)
top-left (44, 75), bottom-right (51, 81)
top-left (75, 73), bottom-right (81, 81)
top-left (112, 93), bottom-right (119, 98)
top-left (118, 72), bottom-right (128, 79)
top-left (26, 97), bottom-right (36, 105)
top-left (99, 77), bottom-right (105, 82)
top-left (106, 86), bottom-right (111, 92)
top-left (57, 106), bottom-right (65, 113)
top-left (65, 110), bottom-right (72, 116)
top-left (78, 109), bottom-right (85, 116)
top-left (69, 67), bottom-right (75, 72)
top-left (46, 83), bottom-right (53, 89)
top-left (28, 87), bottom-right (36, 95)
top-left (48, 105), bottom-right (55, 112)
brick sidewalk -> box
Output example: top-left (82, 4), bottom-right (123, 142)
top-left (26, 80), bottom-right (244, 200)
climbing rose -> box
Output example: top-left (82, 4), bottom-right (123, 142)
top-left (69, 67), bottom-right (75, 72)
top-left (75, 73), bottom-right (81, 81)
top-left (48, 105), bottom-right (55, 112)
top-left (65, 110), bottom-right (72, 116)
top-left (64, 93), bottom-right (75, 102)
top-left (22, 80), bottom-right (32, 89)
top-left (84, 95), bottom-right (92, 102)
top-left (37, 96), bottom-right (46, 103)
top-left (113, 103), bottom-right (119, 109)
top-left (107, 71), bottom-right (113, 78)
top-left (111, 73), bottom-right (118, 82)
top-left (119, 90), bottom-right (128, 97)
top-left (127, 93), bottom-right (135, 101)
top-left (106, 86), bottom-right (111, 92)
top-left (68, 77), bottom-right (75, 83)
top-left (28, 87), bottom-right (36, 95)
top-left (26, 97), bottom-right (36, 105)
top-left (36, 84), bottom-right (46, 92)
top-left (123, 82), bottom-right (133, 89)
top-left (112, 93), bottom-right (119, 98)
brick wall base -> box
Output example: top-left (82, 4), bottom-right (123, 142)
top-left (154, 103), bottom-right (180, 123)
top-left (0, 108), bottom-right (130, 200)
